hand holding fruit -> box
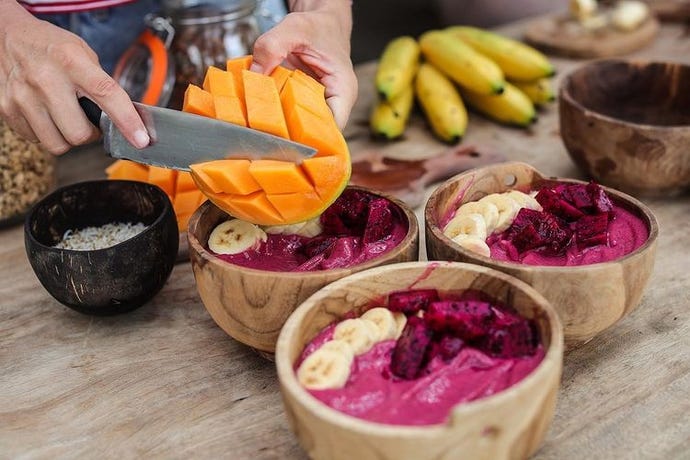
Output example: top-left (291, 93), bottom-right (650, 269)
top-left (0, 0), bottom-right (149, 154)
top-left (250, 0), bottom-right (358, 129)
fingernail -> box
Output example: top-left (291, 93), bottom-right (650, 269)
top-left (249, 62), bottom-right (264, 73)
top-left (134, 129), bottom-right (150, 149)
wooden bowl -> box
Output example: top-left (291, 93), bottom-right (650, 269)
top-left (560, 59), bottom-right (690, 197)
top-left (425, 162), bottom-right (658, 348)
top-left (187, 186), bottom-right (420, 355)
top-left (24, 180), bottom-right (179, 315)
top-left (276, 261), bottom-right (563, 460)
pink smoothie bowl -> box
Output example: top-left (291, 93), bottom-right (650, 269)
top-left (424, 162), bottom-right (658, 348)
top-left (275, 261), bottom-right (563, 460)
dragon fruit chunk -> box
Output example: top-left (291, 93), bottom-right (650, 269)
top-left (387, 289), bottom-right (439, 315)
top-left (390, 316), bottom-right (434, 380)
top-left (575, 213), bottom-right (609, 248)
top-left (320, 189), bottom-right (371, 235)
top-left (481, 319), bottom-right (537, 358)
top-left (301, 236), bottom-right (337, 258)
top-left (362, 198), bottom-right (394, 244)
top-left (425, 300), bottom-right (494, 340)
top-left (435, 335), bottom-right (465, 362)
top-left (586, 182), bottom-right (613, 215)
top-left (565, 184), bottom-right (593, 210)
top-left (535, 187), bottom-right (585, 222)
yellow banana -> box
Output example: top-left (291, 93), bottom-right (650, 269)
top-left (510, 78), bottom-right (555, 106)
top-left (447, 26), bottom-right (555, 82)
top-left (415, 63), bottom-right (468, 143)
top-left (419, 30), bottom-right (505, 96)
top-left (375, 36), bottom-right (420, 101)
top-left (461, 81), bottom-right (536, 128)
top-left (369, 84), bottom-right (414, 140)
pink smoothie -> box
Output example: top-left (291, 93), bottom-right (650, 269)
top-left (212, 191), bottom-right (408, 272)
top-left (299, 323), bottom-right (544, 426)
top-left (487, 205), bottom-right (648, 266)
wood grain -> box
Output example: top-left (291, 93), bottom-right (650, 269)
top-left (187, 186), bottom-right (420, 354)
top-left (524, 14), bottom-right (660, 58)
top-left (1, 20), bottom-right (689, 460)
top-left (276, 262), bottom-right (563, 460)
top-left (560, 59), bottom-right (690, 196)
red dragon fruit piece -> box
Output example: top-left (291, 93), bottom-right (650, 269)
top-left (390, 316), bottom-right (434, 380)
top-left (536, 213), bottom-right (573, 254)
top-left (424, 300), bottom-right (494, 340)
top-left (575, 213), bottom-right (609, 248)
top-left (535, 187), bottom-right (585, 222)
top-left (481, 323), bottom-right (536, 357)
top-left (387, 289), bottom-right (439, 315)
top-left (434, 335), bottom-right (465, 362)
top-left (503, 208), bottom-right (571, 256)
top-left (362, 198), bottom-right (394, 244)
top-left (301, 236), bottom-right (337, 258)
top-left (320, 189), bottom-right (370, 235)
top-left (586, 182), bottom-right (613, 215)
top-left (565, 183), bottom-right (594, 210)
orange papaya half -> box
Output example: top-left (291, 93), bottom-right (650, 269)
top-left (186, 57), bottom-right (351, 226)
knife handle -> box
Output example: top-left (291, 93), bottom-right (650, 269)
top-left (78, 97), bottom-right (103, 130)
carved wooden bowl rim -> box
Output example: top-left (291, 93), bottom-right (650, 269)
top-left (559, 58), bottom-right (690, 131)
top-left (275, 260), bottom-right (563, 434)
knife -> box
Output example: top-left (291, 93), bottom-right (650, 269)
top-left (79, 98), bottom-right (318, 171)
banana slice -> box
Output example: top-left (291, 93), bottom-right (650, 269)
top-left (297, 347), bottom-right (353, 390)
top-left (296, 217), bottom-right (323, 238)
top-left (263, 222), bottom-right (303, 235)
top-left (361, 307), bottom-right (398, 341)
top-left (443, 213), bottom-right (488, 240)
top-left (393, 312), bottom-right (407, 339)
top-left (506, 190), bottom-right (542, 211)
top-left (478, 193), bottom-right (521, 233)
top-left (320, 339), bottom-right (355, 362)
top-left (453, 201), bottom-right (500, 234)
top-left (452, 234), bottom-right (492, 257)
top-left (333, 318), bottom-right (379, 355)
top-left (208, 219), bottom-right (267, 255)
top-left (264, 217), bottom-right (323, 237)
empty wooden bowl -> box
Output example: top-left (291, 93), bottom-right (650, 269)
top-left (560, 59), bottom-right (690, 197)
top-left (187, 186), bottom-right (419, 355)
top-left (24, 180), bottom-right (179, 315)
top-left (425, 162), bottom-right (658, 347)
top-left (276, 261), bottom-right (563, 460)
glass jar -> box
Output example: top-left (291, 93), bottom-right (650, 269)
top-left (0, 121), bottom-right (56, 227)
top-left (165, 0), bottom-right (261, 109)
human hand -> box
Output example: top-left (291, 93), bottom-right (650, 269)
top-left (249, 1), bottom-right (357, 129)
top-left (0, 2), bottom-right (149, 155)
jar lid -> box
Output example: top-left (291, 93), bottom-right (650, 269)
top-left (113, 19), bottom-right (176, 107)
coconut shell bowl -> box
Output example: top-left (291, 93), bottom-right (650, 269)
top-left (560, 58), bottom-right (690, 197)
top-left (24, 180), bottom-right (179, 315)
top-left (275, 261), bottom-right (563, 460)
top-left (425, 162), bottom-right (658, 348)
top-left (187, 185), bottom-right (420, 356)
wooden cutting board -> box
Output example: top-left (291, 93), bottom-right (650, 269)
top-left (524, 14), bottom-right (660, 58)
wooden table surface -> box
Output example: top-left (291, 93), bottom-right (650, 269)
top-left (2, 19), bottom-right (689, 460)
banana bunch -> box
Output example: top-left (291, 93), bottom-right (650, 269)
top-left (369, 27), bottom-right (556, 142)
top-left (443, 190), bottom-right (541, 257)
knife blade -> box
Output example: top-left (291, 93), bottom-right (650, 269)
top-left (79, 98), bottom-right (318, 171)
